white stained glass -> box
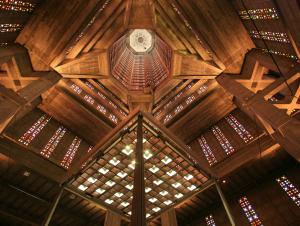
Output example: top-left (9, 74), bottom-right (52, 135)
top-left (153, 179), bottom-right (163, 186)
top-left (121, 202), bottom-right (130, 207)
top-left (145, 187), bottom-right (152, 193)
top-left (146, 213), bottom-right (151, 218)
top-left (167, 170), bottom-right (177, 177)
top-left (162, 156), bottom-right (172, 164)
top-left (160, 191), bottom-right (168, 196)
top-left (126, 184), bottom-right (133, 190)
top-left (78, 184), bottom-right (88, 191)
top-left (129, 160), bottom-right (135, 169)
top-left (172, 182), bottom-right (181, 188)
top-left (99, 167), bottom-right (109, 174)
top-left (144, 150), bottom-right (153, 160)
top-left (153, 207), bottom-right (161, 212)
top-left (164, 200), bottom-right (172, 205)
top-left (96, 188), bottom-right (105, 194)
top-left (188, 185), bottom-right (197, 191)
top-left (87, 177), bottom-right (97, 183)
top-left (149, 197), bottom-right (157, 203)
top-left (184, 174), bottom-right (193, 180)
top-left (117, 171), bottom-right (127, 178)
top-left (105, 199), bottom-right (114, 204)
top-left (105, 180), bottom-right (116, 187)
top-left (115, 192), bottom-right (124, 198)
top-left (122, 145), bottom-right (133, 155)
top-left (149, 166), bottom-right (159, 173)
top-left (109, 157), bottom-right (120, 166)
top-left (175, 193), bottom-right (183, 199)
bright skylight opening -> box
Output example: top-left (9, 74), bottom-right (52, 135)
top-left (153, 207), bottom-right (161, 212)
top-left (145, 187), bottom-right (152, 193)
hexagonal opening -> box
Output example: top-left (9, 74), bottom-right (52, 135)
top-left (109, 29), bottom-right (172, 91)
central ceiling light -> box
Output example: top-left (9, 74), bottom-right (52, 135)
top-left (129, 29), bottom-right (154, 53)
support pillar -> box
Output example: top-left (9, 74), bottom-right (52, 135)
top-left (104, 210), bottom-right (122, 226)
top-left (42, 187), bottom-right (64, 226)
top-left (217, 74), bottom-right (300, 161)
top-left (215, 181), bottom-right (236, 226)
top-left (161, 208), bottom-right (178, 226)
top-left (131, 114), bottom-right (146, 226)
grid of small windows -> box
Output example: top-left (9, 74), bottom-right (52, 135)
top-left (239, 196), bottom-right (263, 226)
top-left (0, 23), bottom-right (22, 32)
top-left (0, 0), bottom-right (35, 12)
top-left (18, 114), bottom-right (51, 146)
top-left (71, 125), bottom-right (208, 219)
top-left (198, 136), bottom-right (217, 166)
top-left (212, 126), bottom-right (235, 155)
top-left (84, 81), bottom-right (127, 117)
top-left (60, 136), bottom-right (82, 169)
top-left (261, 48), bottom-right (298, 60)
top-left (65, 0), bottom-right (110, 55)
top-left (161, 84), bottom-right (208, 124)
top-left (249, 30), bottom-right (290, 43)
top-left (205, 214), bottom-right (216, 226)
top-left (0, 42), bottom-right (8, 46)
top-left (239, 8), bottom-right (279, 20)
top-left (170, 3), bottom-right (212, 57)
top-left (276, 176), bottom-right (300, 207)
top-left (69, 82), bottom-right (118, 124)
top-left (40, 126), bottom-right (67, 158)
top-left (225, 114), bottom-right (253, 144)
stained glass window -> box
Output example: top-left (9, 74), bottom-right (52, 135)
top-left (205, 214), bottom-right (216, 226)
top-left (276, 176), bottom-right (300, 207)
top-left (40, 126), bottom-right (67, 158)
top-left (212, 126), bottom-right (235, 155)
top-left (225, 114), bottom-right (253, 143)
top-left (239, 8), bottom-right (279, 20)
top-left (18, 114), bottom-right (51, 146)
top-left (60, 136), bottom-right (82, 169)
top-left (239, 196), bottom-right (263, 226)
top-left (0, 0), bottom-right (35, 12)
top-left (249, 31), bottom-right (289, 43)
top-left (198, 136), bottom-right (217, 166)
top-left (0, 23), bottom-right (22, 32)
top-left (261, 48), bottom-right (298, 60)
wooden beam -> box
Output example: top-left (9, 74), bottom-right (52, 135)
top-left (0, 136), bottom-right (66, 182)
top-left (161, 208), bottom-right (178, 226)
top-left (217, 74), bottom-right (300, 162)
top-left (104, 210), bottom-right (122, 226)
top-left (131, 114), bottom-right (146, 226)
